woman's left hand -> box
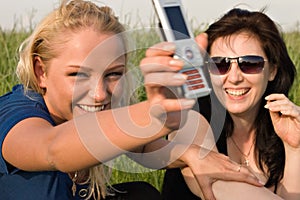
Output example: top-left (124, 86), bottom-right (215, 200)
top-left (265, 93), bottom-right (300, 148)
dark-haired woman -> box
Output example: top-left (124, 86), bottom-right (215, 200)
top-left (161, 8), bottom-right (300, 200)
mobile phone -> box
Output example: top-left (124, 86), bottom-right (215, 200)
top-left (152, 0), bottom-right (211, 98)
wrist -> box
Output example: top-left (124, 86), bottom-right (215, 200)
top-left (179, 144), bottom-right (202, 167)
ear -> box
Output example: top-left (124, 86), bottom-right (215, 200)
top-left (34, 56), bottom-right (47, 88)
top-left (268, 64), bottom-right (278, 81)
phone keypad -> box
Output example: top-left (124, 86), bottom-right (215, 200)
top-left (180, 67), bottom-right (211, 98)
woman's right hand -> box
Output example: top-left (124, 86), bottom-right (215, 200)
top-left (139, 42), bottom-right (196, 130)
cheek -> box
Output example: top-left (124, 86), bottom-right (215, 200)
top-left (109, 80), bottom-right (123, 97)
top-left (210, 75), bottom-right (227, 102)
top-left (210, 75), bottom-right (224, 93)
top-left (256, 76), bottom-right (269, 94)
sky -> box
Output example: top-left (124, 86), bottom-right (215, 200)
top-left (0, 0), bottom-right (300, 32)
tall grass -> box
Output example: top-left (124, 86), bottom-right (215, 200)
top-left (0, 27), bottom-right (31, 94)
top-left (284, 31), bottom-right (300, 105)
top-left (0, 22), bottom-right (299, 191)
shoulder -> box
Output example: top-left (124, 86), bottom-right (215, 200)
top-left (0, 84), bottom-right (53, 122)
top-left (0, 84), bottom-right (55, 148)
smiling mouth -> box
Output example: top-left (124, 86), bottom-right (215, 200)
top-left (225, 88), bottom-right (249, 97)
top-left (78, 105), bottom-right (105, 112)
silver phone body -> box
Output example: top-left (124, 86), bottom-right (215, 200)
top-left (152, 0), bottom-right (211, 98)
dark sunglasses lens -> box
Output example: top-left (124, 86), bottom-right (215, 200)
top-left (209, 57), bottom-right (230, 75)
top-left (239, 56), bottom-right (265, 74)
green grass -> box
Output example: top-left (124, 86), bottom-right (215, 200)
top-left (1, 23), bottom-right (300, 192)
top-left (284, 31), bottom-right (300, 105)
top-left (0, 27), bottom-right (31, 94)
top-left (109, 155), bottom-right (165, 190)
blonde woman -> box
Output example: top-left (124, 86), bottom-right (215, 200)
top-left (0, 0), bottom-right (193, 199)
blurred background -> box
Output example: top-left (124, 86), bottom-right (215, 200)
top-left (1, 0), bottom-right (300, 31)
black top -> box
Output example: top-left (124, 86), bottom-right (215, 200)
top-left (161, 96), bottom-right (228, 200)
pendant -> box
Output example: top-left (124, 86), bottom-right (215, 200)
top-left (70, 171), bottom-right (78, 197)
top-left (244, 159), bottom-right (250, 166)
top-left (72, 182), bottom-right (77, 196)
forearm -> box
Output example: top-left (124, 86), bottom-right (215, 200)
top-left (130, 110), bottom-right (208, 169)
top-left (129, 137), bottom-right (190, 169)
top-left (49, 101), bottom-right (173, 171)
top-left (212, 181), bottom-right (283, 200)
top-left (277, 143), bottom-right (300, 199)
top-left (182, 167), bottom-right (283, 200)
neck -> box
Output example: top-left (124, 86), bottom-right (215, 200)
top-left (229, 100), bottom-right (260, 134)
top-left (228, 135), bottom-right (255, 167)
top-left (230, 112), bottom-right (257, 140)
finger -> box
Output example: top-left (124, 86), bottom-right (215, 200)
top-left (196, 178), bottom-right (216, 200)
top-left (208, 156), bottom-right (263, 186)
top-left (145, 42), bottom-right (176, 57)
top-left (201, 185), bottom-right (216, 200)
top-left (195, 33), bottom-right (208, 51)
top-left (268, 104), bottom-right (297, 116)
top-left (265, 99), bottom-right (299, 118)
top-left (222, 164), bottom-right (263, 186)
top-left (265, 93), bottom-right (286, 101)
top-left (268, 110), bottom-right (281, 125)
top-left (151, 99), bottom-right (196, 114)
top-left (144, 72), bottom-right (187, 87)
top-left (140, 57), bottom-right (184, 74)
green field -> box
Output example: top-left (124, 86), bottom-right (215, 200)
top-left (0, 24), bottom-right (299, 191)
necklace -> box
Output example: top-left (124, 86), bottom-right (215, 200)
top-left (70, 171), bottom-right (78, 197)
top-left (230, 136), bottom-right (255, 166)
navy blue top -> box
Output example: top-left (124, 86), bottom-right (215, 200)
top-left (0, 84), bottom-right (87, 199)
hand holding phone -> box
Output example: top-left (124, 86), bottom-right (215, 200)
top-left (152, 0), bottom-right (211, 98)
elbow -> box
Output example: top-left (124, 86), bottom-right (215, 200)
top-left (47, 142), bottom-right (66, 172)
top-left (46, 136), bottom-right (73, 173)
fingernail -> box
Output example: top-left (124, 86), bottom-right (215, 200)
top-left (264, 104), bottom-right (269, 109)
top-left (173, 73), bottom-right (187, 80)
top-left (265, 96), bottom-right (269, 100)
top-left (169, 59), bottom-right (184, 66)
top-left (163, 43), bottom-right (176, 51)
top-left (181, 99), bottom-right (196, 108)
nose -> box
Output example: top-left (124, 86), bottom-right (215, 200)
top-left (88, 79), bottom-right (108, 102)
top-left (226, 61), bottom-right (243, 83)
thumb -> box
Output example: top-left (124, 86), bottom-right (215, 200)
top-left (201, 185), bottom-right (216, 200)
top-left (195, 33), bottom-right (208, 51)
top-left (197, 180), bottom-right (216, 200)
top-left (268, 109), bottom-right (281, 125)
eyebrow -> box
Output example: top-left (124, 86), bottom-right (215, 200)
top-left (67, 65), bottom-right (93, 72)
top-left (68, 64), bottom-right (125, 72)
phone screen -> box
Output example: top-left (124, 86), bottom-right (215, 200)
top-left (165, 6), bottom-right (190, 40)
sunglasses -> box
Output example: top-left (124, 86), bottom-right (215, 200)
top-left (206, 55), bottom-right (267, 75)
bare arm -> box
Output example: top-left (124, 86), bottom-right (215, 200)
top-left (2, 99), bottom-right (194, 173)
top-left (135, 110), bottom-right (266, 200)
top-left (265, 93), bottom-right (300, 199)
top-left (177, 116), bottom-right (284, 200)
top-left (169, 111), bottom-right (283, 200)
top-left (3, 39), bottom-right (199, 173)
top-left (176, 93), bottom-right (295, 199)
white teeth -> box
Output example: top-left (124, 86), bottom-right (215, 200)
top-left (79, 105), bottom-right (105, 112)
top-left (226, 89), bottom-right (248, 96)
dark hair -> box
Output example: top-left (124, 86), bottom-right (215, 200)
top-left (205, 8), bottom-right (296, 188)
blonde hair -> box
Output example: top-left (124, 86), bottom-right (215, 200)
top-left (17, 0), bottom-right (130, 199)
top-left (17, 0), bottom-right (126, 93)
